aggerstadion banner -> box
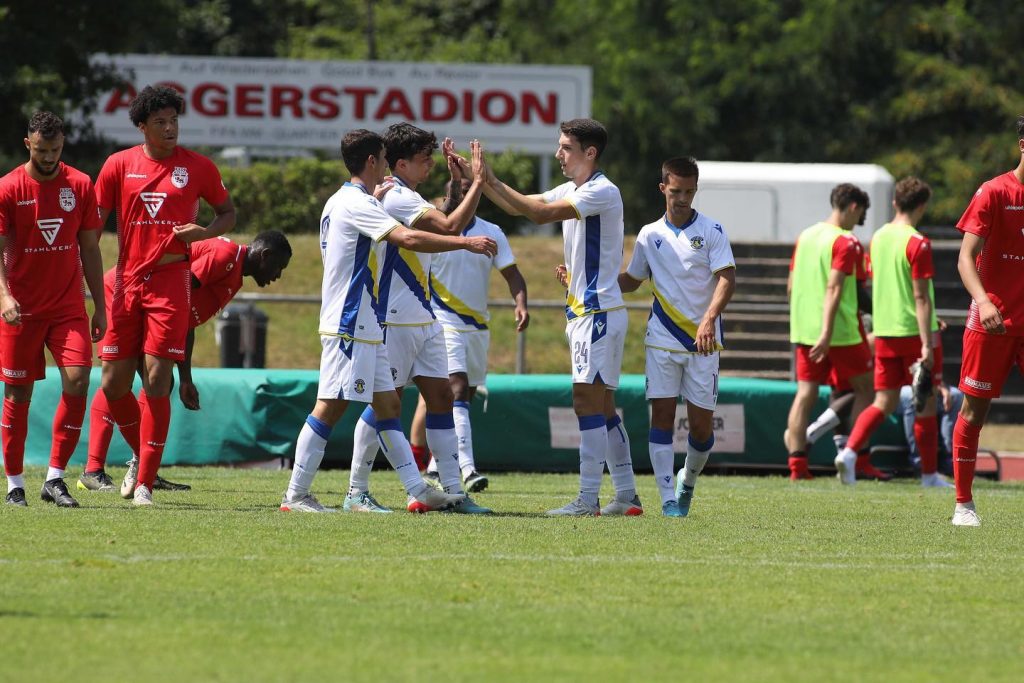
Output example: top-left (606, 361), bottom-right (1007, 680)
top-left (89, 54), bottom-right (592, 154)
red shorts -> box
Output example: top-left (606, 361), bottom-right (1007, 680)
top-left (874, 336), bottom-right (926, 390)
top-left (795, 341), bottom-right (872, 385)
top-left (958, 328), bottom-right (1024, 398)
top-left (100, 261), bottom-right (191, 362)
top-left (0, 312), bottom-right (92, 385)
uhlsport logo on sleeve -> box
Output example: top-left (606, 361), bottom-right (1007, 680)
top-left (171, 166), bottom-right (189, 189)
top-left (140, 192), bottom-right (167, 218)
top-left (58, 187), bottom-right (76, 212)
top-left (36, 218), bottom-right (63, 246)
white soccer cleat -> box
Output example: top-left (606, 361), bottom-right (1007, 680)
top-left (407, 487), bottom-right (464, 513)
top-left (279, 492), bottom-right (335, 513)
top-left (834, 450), bottom-right (856, 486)
top-left (546, 497), bottom-right (600, 517)
top-left (121, 457), bottom-right (139, 499)
top-left (132, 484), bottom-right (153, 506)
top-left (921, 472), bottom-right (953, 488)
top-left (951, 501), bottom-right (981, 527)
top-left (600, 495), bottom-right (643, 516)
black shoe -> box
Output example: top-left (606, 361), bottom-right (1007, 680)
top-left (41, 478), bottom-right (80, 508)
top-left (5, 487), bottom-right (27, 506)
top-left (153, 474), bottom-right (191, 491)
top-left (910, 362), bottom-right (933, 413)
top-left (463, 471), bottom-right (489, 493)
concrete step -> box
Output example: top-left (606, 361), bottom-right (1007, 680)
top-left (720, 349), bottom-right (791, 372)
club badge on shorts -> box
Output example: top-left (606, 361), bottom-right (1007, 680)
top-left (354, 379), bottom-right (366, 394)
top-left (172, 166), bottom-right (189, 189)
top-left (58, 187), bottom-right (75, 212)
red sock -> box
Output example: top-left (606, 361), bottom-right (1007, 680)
top-left (846, 405), bottom-right (885, 453)
top-left (914, 415), bottom-right (939, 475)
top-left (137, 393), bottom-right (171, 490)
top-left (953, 415), bottom-right (982, 504)
top-left (411, 444), bottom-right (429, 471)
top-left (50, 393), bottom-right (87, 470)
top-left (1, 398), bottom-right (30, 477)
top-left (105, 391), bottom-right (141, 457)
top-left (86, 390), bottom-right (116, 472)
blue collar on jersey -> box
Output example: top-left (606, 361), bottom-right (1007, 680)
top-left (344, 181), bottom-right (369, 194)
top-left (663, 210), bottom-right (699, 234)
top-left (581, 170), bottom-right (604, 185)
top-left (462, 217), bottom-right (477, 235)
top-left (391, 175), bottom-right (411, 189)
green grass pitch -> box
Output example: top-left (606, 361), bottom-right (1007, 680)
top-left (2, 467), bottom-right (1023, 682)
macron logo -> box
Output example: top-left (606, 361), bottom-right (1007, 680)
top-left (140, 192), bottom-right (167, 218)
top-left (36, 218), bottom-right (63, 246)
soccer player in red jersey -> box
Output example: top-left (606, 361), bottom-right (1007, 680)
top-left (950, 116), bottom-right (1024, 527)
top-left (94, 85), bottom-right (236, 506)
top-left (78, 231), bottom-right (290, 493)
top-left (0, 111), bottom-right (106, 507)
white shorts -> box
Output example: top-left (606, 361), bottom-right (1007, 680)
top-left (385, 322), bottom-right (449, 387)
top-left (645, 346), bottom-right (720, 410)
top-left (317, 337), bottom-right (393, 401)
top-left (443, 327), bottom-right (490, 387)
top-left (565, 308), bottom-right (627, 388)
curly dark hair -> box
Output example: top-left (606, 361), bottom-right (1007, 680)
top-left (560, 118), bottom-right (608, 159)
top-left (128, 85), bottom-right (185, 126)
top-left (341, 129), bottom-right (385, 176)
top-left (893, 176), bottom-right (932, 213)
top-left (830, 183), bottom-right (870, 212)
top-left (383, 123), bottom-right (438, 170)
top-left (27, 111), bottom-right (64, 139)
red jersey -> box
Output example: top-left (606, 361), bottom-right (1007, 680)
top-left (957, 171), bottom-right (1024, 335)
top-left (789, 231), bottom-right (861, 276)
top-left (0, 163), bottom-right (101, 319)
top-left (96, 145), bottom-right (229, 286)
top-left (189, 237), bottom-right (246, 328)
top-left (907, 234), bottom-right (934, 279)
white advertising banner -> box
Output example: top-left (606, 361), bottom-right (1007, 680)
top-left (89, 54), bottom-right (592, 153)
top-left (548, 408), bottom-right (624, 450)
top-left (665, 403), bottom-right (746, 454)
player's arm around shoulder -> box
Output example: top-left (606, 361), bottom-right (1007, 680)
top-left (619, 226), bottom-right (650, 293)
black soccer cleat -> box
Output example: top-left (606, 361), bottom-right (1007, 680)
top-left (40, 478), bottom-right (80, 508)
top-left (153, 474), bottom-right (192, 491)
top-left (5, 487), bottom-right (27, 506)
top-left (463, 471), bottom-right (489, 493)
top-left (910, 361), bottom-right (933, 413)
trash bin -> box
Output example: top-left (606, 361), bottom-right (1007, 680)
top-left (215, 303), bottom-right (268, 368)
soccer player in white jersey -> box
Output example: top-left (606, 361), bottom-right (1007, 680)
top-left (344, 123), bottom-right (492, 515)
top-left (471, 118), bottom-right (641, 516)
top-left (618, 157), bottom-right (736, 517)
top-left (280, 129), bottom-right (497, 512)
top-left (414, 177), bottom-right (530, 492)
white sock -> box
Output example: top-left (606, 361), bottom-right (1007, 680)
top-left (426, 456), bottom-right (438, 474)
top-left (649, 428), bottom-right (676, 504)
top-left (605, 415), bottom-right (636, 501)
top-left (806, 408), bottom-right (840, 444)
top-left (375, 417), bottom-right (428, 498)
top-left (46, 467), bottom-right (65, 482)
top-left (426, 412), bottom-right (463, 494)
top-left (578, 415), bottom-right (607, 507)
top-left (7, 474), bottom-right (25, 492)
top-left (833, 434), bottom-right (849, 453)
top-left (287, 416), bottom-right (330, 500)
top-left (453, 401), bottom-right (476, 478)
top-left (682, 434), bottom-right (714, 488)
top-left (348, 408), bottom-right (379, 496)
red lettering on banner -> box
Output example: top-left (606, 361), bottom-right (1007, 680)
top-left (104, 87), bottom-right (137, 114)
top-left (462, 91), bottom-right (474, 123)
top-left (344, 87), bottom-right (376, 119)
top-left (309, 87), bottom-right (340, 119)
top-left (193, 83), bottom-right (228, 117)
top-left (422, 89), bottom-right (457, 122)
top-left (271, 86), bottom-right (304, 118)
top-left (374, 89), bottom-right (415, 120)
top-left (522, 92), bottom-right (557, 124)
top-left (479, 90), bottom-right (515, 124)
top-left (236, 85), bottom-right (264, 117)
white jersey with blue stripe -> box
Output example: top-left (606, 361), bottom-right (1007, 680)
top-left (626, 211), bottom-right (735, 353)
top-left (379, 179), bottom-right (436, 326)
top-left (429, 217), bottom-right (515, 331)
top-left (318, 182), bottom-right (399, 343)
top-left (543, 172), bottom-right (625, 320)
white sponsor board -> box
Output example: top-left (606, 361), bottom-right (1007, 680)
top-left (549, 408), bottom-right (624, 450)
top-left (661, 403), bottom-right (746, 454)
top-left (90, 54), bottom-right (592, 153)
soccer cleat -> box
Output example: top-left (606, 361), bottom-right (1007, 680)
top-left (951, 501), bottom-right (981, 527)
top-left (910, 361), bottom-right (933, 413)
top-left (41, 478), bottom-right (80, 508)
top-left (834, 451), bottom-right (857, 485)
top-left (422, 470), bottom-right (442, 489)
top-left (921, 472), bottom-right (954, 488)
top-left (120, 458), bottom-right (139, 499)
top-left (5, 487), bottom-right (27, 506)
top-left (133, 484), bottom-right (153, 506)
top-left (662, 500), bottom-right (684, 517)
top-left (788, 456), bottom-right (814, 481)
top-left (600, 495), bottom-right (643, 516)
top-left (806, 412), bottom-right (840, 445)
top-left (343, 491), bottom-right (392, 513)
top-left (153, 474), bottom-right (192, 491)
top-left (463, 470), bottom-right (489, 493)
top-left (447, 494), bottom-right (493, 515)
top-left (546, 497), bottom-right (600, 517)
top-left (78, 469), bottom-right (117, 492)
top-left (279, 492), bottom-right (335, 513)
top-left (674, 472), bottom-right (696, 516)
top-left (406, 487), bottom-right (465, 513)
top-left (855, 458), bottom-right (893, 482)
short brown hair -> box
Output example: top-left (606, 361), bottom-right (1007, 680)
top-left (661, 157), bottom-right (698, 183)
top-left (830, 183), bottom-right (870, 212)
top-left (27, 111), bottom-right (64, 139)
top-left (893, 176), bottom-right (932, 213)
top-left (560, 118), bottom-right (607, 159)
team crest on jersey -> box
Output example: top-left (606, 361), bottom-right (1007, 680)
top-left (171, 166), bottom-right (189, 189)
top-left (690, 236), bottom-right (705, 250)
top-left (354, 379), bottom-right (366, 394)
top-left (58, 187), bottom-right (76, 212)
top-left (36, 218), bottom-right (63, 246)
top-left (140, 192), bottom-right (167, 218)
